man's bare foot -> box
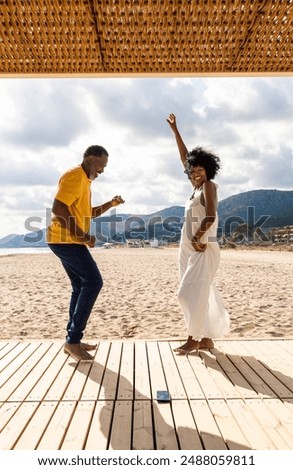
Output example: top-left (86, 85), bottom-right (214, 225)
top-left (199, 338), bottom-right (214, 349)
top-left (64, 343), bottom-right (94, 361)
top-left (81, 342), bottom-right (97, 351)
top-left (173, 338), bottom-right (199, 355)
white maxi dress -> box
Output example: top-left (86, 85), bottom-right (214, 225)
top-left (178, 187), bottom-right (230, 340)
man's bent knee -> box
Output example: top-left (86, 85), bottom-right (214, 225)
top-left (85, 276), bottom-right (103, 292)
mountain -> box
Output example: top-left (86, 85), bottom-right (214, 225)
top-left (218, 189), bottom-right (293, 230)
top-left (0, 229), bottom-right (46, 248)
top-left (0, 190), bottom-right (292, 248)
top-left (0, 233), bottom-right (19, 245)
top-left (91, 205), bottom-right (184, 243)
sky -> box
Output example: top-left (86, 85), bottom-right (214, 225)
top-left (0, 76), bottom-right (292, 239)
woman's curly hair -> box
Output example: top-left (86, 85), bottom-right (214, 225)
top-left (184, 146), bottom-right (221, 180)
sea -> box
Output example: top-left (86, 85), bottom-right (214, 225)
top-left (0, 247), bottom-right (107, 256)
top-left (0, 247), bottom-right (52, 256)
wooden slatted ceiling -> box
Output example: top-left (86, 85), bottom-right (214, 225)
top-left (0, 0), bottom-right (292, 74)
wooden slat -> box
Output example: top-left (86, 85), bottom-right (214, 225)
top-left (146, 342), bottom-right (167, 399)
top-left (246, 399), bottom-right (292, 450)
top-left (0, 343), bottom-right (53, 402)
top-left (188, 351), bottom-right (223, 400)
top-left (98, 342), bottom-right (122, 400)
top-left (284, 399), bottom-right (293, 428)
top-left (219, 342), bottom-right (278, 398)
top-left (0, 342), bottom-right (9, 353)
top-left (134, 342), bottom-right (151, 399)
top-left (132, 400), bottom-right (154, 450)
top-left (42, 356), bottom-right (78, 401)
top-left (0, 343), bottom-right (40, 388)
top-left (215, 343), bottom-right (259, 399)
top-left (235, 338), bottom-right (293, 368)
top-left (277, 340), bottom-right (293, 362)
top-left (226, 399), bottom-right (276, 450)
top-left (27, 346), bottom-right (69, 401)
top-left (262, 399), bottom-right (293, 448)
top-left (189, 399), bottom-right (227, 450)
top-left (244, 340), bottom-right (293, 394)
top-left (199, 349), bottom-right (243, 399)
top-left (13, 402), bottom-right (58, 450)
top-left (62, 360), bottom-right (93, 401)
top-left (108, 400), bottom-right (132, 450)
top-left (269, 341), bottom-right (293, 371)
top-left (153, 401), bottom-right (178, 450)
top-left (171, 400), bottom-right (203, 450)
top-left (0, 402), bottom-right (39, 450)
top-left (0, 342), bottom-right (22, 365)
top-left (8, 343), bottom-right (60, 402)
top-left (172, 341), bottom-right (204, 399)
top-left (158, 342), bottom-right (187, 399)
top-left (208, 399), bottom-right (251, 450)
top-left (61, 401), bottom-right (95, 450)
top-left (37, 401), bottom-right (76, 450)
top-left (0, 340), bottom-right (293, 451)
top-left (85, 401), bottom-right (114, 450)
top-left (80, 342), bottom-right (110, 401)
top-left (225, 341), bottom-right (293, 398)
top-left (0, 402), bottom-right (22, 433)
top-left (117, 342), bottom-right (134, 400)
top-left (248, 340), bottom-right (293, 381)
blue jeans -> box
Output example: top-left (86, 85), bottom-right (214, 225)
top-left (48, 244), bottom-right (103, 344)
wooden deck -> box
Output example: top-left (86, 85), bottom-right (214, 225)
top-left (0, 339), bottom-right (293, 450)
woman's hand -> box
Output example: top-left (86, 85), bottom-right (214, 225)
top-left (192, 240), bottom-right (207, 252)
top-left (166, 113), bottom-right (177, 132)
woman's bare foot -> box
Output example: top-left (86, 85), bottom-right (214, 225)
top-left (199, 338), bottom-right (214, 349)
top-left (173, 337), bottom-right (199, 355)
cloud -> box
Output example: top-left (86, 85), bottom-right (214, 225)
top-left (196, 78), bottom-right (293, 136)
top-left (0, 151), bottom-right (60, 186)
top-left (242, 79), bottom-right (293, 122)
top-left (254, 144), bottom-right (293, 189)
top-left (0, 185), bottom-right (53, 213)
top-left (85, 78), bottom-right (202, 143)
top-left (0, 79), bottom-right (93, 149)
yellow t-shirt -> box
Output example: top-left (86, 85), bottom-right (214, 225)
top-left (47, 165), bottom-right (92, 244)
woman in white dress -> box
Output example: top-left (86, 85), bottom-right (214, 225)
top-left (167, 113), bottom-right (230, 354)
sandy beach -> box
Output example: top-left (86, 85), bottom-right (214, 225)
top-left (0, 247), bottom-right (292, 342)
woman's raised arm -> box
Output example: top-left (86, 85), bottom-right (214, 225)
top-left (166, 113), bottom-right (188, 168)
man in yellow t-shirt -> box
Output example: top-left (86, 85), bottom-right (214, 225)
top-left (47, 145), bottom-right (124, 361)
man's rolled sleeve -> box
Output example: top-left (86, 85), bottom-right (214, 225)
top-left (55, 171), bottom-right (81, 207)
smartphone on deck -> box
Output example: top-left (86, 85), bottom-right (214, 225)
top-left (156, 390), bottom-right (171, 402)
